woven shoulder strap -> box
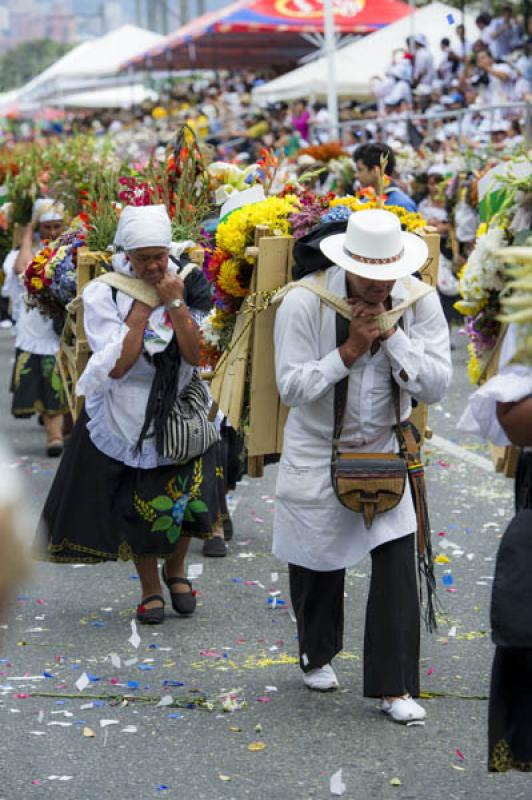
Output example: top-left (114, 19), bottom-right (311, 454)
top-left (272, 272), bottom-right (435, 332)
top-left (93, 263), bottom-right (199, 308)
top-left (95, 272), bottom-right (160, 307)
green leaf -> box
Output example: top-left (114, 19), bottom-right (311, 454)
top-left (183, 508), bottom-right (194, 523)
top-left (151, 515), bottom-right (173, 532)
top-left (188, 500), bottom-right (208, 515)
top-left (167, 525), bottom-right (181, 544)
top-left (51, 371), bottom-right (63, 392)
top-left (149, 496), bottom-right (174, 511)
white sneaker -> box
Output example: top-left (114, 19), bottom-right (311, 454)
top-left (303, 664), bottom-right (339, 692)
top-left (381, 695), bottom-right (426, 723)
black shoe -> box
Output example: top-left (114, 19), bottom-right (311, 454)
top-left (202, 536), bottom-right (227, 558)
top-left (161, 566), bottom-right (197, 616)
top-left (47, 440), bottom-right (64, 458)
top-left (136, 594), bottom-right (165, 625)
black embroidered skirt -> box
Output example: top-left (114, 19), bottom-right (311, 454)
top-left (488, 451), bottom-right (532, 772)
top-left (11, 349), bottom-right (68, 418)
top-left (35, 412), bottom-right (218, 564)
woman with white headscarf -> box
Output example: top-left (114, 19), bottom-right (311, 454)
top-left (6, 200), bottom-right (68, 457)
top-left (36, 205), bottom-right (218, 625)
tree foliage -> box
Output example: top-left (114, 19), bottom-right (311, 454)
top-left (0, 39), bottom-right (74, 92)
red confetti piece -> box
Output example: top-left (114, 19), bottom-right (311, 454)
top-left (426, 667), bottom-right (434, 676)
top-left (256, 696), bottom-right (273, 703)
top-left (455, 748), bottom-right (465, 761)
top-left (15, 693), bottom-right (29, 699)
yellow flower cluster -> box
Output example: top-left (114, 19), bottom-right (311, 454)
top-left (217, 196), bottom-right (298, 258)
top-left (466, 343), bottom-right (482, 385)
top-left (210, 307), bottom-right (232, 329)
top-left (218, 258), bottom-right (249, 298)
top-left (329, 196), bottom-right (427, 233)
top-left (31, 276), bottom-right (43, 291)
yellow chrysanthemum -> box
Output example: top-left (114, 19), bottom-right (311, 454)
top-left (217, 196), bottom-right (298, 258)
top-left (328, 196), bottom-right (426, 232)
top-left (31, 277), bottom-right (44, 291)
top-left (218, 258), bottom-right (249, 297)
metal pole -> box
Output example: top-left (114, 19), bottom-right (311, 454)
top-left (323, 0), bottom-right (339, 139)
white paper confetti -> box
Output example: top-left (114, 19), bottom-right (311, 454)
top-left (110, 653), bottom-right (121, 669)
top-left (448, 626), bottom-right (457, 638)
top-left (330, 769), bottom-right (346, 796)
top-left (124, 657), bottom-right (138, 667)
top-left (99, 720), bottom-right (119, 728)
top-left (75, 672), bottom-right (90, 692)
top-left (157, 695), bottom-right (174, 707)
top-left (187, 563), bottom-right (204, 579)
top-left (271, 572), bottom-right (279, 583)
top-left (121, 725), bottom-right (137, 733)
top-left (128, 620), bottom-right (140, 649)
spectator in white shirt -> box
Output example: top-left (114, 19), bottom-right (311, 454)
top-left (438, 37), bottom-right (460, 84)
top-left (474, 46), bottom-right (517, 106)
top-left (410, 34), bottom-right (435, 90)
top-left (455, 23), bottom-right (473, 63)
top-left (475, 12), bottom-right (494, 46)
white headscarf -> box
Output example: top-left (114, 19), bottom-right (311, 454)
top-left (114, 205), bottom-right (172, 252)
top-left (32, 198), bottom-right (65, 225)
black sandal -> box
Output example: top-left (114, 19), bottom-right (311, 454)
top-left (136, 594), bottom-right (165, 625)
top-left (161, 566), bottom-right (197, 617)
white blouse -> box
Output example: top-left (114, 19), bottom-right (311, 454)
top-left (272, 266), bottom-right (452, 571)
top-left (458, 324), bottom-right (532, 447)
top-left (77, 280), bottom-right (201, 469)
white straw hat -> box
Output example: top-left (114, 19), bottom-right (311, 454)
top-left (319, 209), bottom-right (428, 281)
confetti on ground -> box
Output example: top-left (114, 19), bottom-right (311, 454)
top-left (248, 742), bottom-right (266, 752)
top-left (389, 778), bottom-right (402, 787)
top-left (128, 620), bottom-right (140, 649)
top-left (75, 673), bottom-right (90, 692)
top-left (330, 769), bottom-right (346, 796)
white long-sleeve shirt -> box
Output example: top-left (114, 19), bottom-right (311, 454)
top-left (272, 266), bottom-right (451, 571)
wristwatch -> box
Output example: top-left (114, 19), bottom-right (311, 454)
top-left (165, 298), bottom-right (185, 312)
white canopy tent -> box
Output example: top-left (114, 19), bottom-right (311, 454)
top-left (53, 84), bottom-right (158, 110)
top-left (17, 25), bottom-right (164, 108)
top-left (253, 2), bottom-right (476, 104)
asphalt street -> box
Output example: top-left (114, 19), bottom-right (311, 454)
top-left (0, 324), bottom-right (529, 800)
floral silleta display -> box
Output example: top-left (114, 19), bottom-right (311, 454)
top-left (200, 186), bottom-right (428, 370)
top-left (24, 224), bottom-right (87, 323)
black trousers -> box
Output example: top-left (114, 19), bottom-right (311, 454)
top-left (289, 532), bottom-right (420, 697)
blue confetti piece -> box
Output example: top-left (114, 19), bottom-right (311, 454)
top-left (167, 712), bottom-right (183, 720)
top-left (92, 700), bottom-right (105, 708)
top-left (148, 644), bottom-right (160, 649)
top-left (163, 680), bottom-right (184, 687)
top-left (88, 675), bottom-right (101, 682)
top-left (55, 700), bottom-right (67, 705)
top-left (231, 577), bottom-right (243, 583)
top-left (127, 680), bottom-right (139, 689)
top-left (91, 621), bottom-right (105, 628)
top-left (138, 664), bottom-right (155, 671)
top-left (157, 786), bottom-right (169, 791)
top-left (267, 598), bottom-right (286, 606)
top-left (442, 573), bottom-right (454, 587)
top-left (447, 13), bottom-right (455, 24)
top-left (128, 575), bottom-right (140, 580)
top-left (43, 672), bottom-right (54, 679)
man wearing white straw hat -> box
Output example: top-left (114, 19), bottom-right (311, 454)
top-left (273, 208), bottom-right (451, 723)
